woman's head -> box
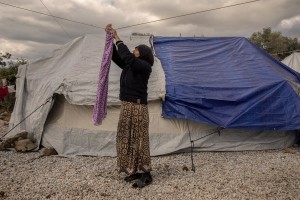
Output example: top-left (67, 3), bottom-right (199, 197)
top-left (133, 44), bottom-right (154, 66)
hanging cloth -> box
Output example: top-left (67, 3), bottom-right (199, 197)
top-left (0, 86), bottom-right (8, 101)
top-left (92, 31), bottom-right (114, 125)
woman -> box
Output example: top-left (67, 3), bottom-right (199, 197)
top-left (106, 24), bottom-right (154, 188)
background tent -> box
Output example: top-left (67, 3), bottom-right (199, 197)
top-left (7, 35), bottom-right (297, 156)
top-left (282, 52), bottom-right (300, 73)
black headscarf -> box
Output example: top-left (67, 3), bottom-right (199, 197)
top-left (136, 44), bottom-right (154, 66)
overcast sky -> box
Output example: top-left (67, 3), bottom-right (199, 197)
top-left (0, 0), bottom-right (299, 60)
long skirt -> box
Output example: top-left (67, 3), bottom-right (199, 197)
top-left (116, 101), bottom-right (151, 175)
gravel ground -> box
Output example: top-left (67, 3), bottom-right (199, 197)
top-left (1, 126), bottom-right (300, 200)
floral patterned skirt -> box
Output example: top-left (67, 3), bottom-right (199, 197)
top-left (116, 101), bottom-right (151, 175)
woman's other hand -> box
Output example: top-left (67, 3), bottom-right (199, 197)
top-left (111, 29), bottom-right (118, 39)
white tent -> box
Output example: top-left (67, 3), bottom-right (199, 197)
top-left (282, 52), bottom-right (300, 72)
top-left (8, 34), bottom-right (297, 156)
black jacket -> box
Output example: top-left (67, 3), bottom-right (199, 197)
top-left (112, 42), bottom-right (152, 104)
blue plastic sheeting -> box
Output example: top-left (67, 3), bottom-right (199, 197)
top-left (153, 37), bottom-right (300, 130)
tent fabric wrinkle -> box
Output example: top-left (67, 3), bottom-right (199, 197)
top-left (154, 36), bottom-right (300, 130)
top-left (92, 31), bottom-right (114, 125)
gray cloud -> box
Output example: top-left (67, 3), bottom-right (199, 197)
top-left (276, 15), bottom-right (300, 39)
top-left (0, 0), bottom-right (299, 60)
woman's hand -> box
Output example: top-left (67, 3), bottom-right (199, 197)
top-left (105, 24), bottom-right (121, 41)
top-left (105, 24), bottom-right (112, 32)
top-left (111, 29), bottom-right (118, 39)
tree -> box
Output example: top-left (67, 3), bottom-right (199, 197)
top-left (0, 53), bottom-right (27, 80)
top-left (0, 52), bottom-right (28, 89)
top-left (249, 27), bottom-right (300, 60)
top-left (0, 52), bottom-right (11, 67)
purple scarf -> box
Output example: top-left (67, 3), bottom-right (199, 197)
top-left (93, 31), bottom-right (114, 125)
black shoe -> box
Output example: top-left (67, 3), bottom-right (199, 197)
top-left (124, 173), bottom-right (143, 182)
top-left (132, 172), bottom-right (152, 188)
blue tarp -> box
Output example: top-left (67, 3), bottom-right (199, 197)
top-left (153, 36), bottom-right (300, 130)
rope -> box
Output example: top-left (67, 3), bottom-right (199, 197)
top-left (0, 94), bottom-right (56, 139)
top-left (116, 0), bottom-right (263, 29)
top-left (188, 123), bottom-right (224, 172)
top-left (39, 0), bottom-right (72, 39)
top-left (0, 0), bottom-right (263, 31)
top-left (0, 1), bottom-right (104, 29)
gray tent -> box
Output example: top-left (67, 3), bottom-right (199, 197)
top-left (8, 34), bottom-right (297, 156)
top-left (282, 52), bottom-right (300, 72)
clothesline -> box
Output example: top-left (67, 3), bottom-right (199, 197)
top-left (0, 0), bottom-right (263, 30)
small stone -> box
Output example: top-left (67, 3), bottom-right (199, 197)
top-left (283, 148), bottom-right (297, 154)
top-left (1, 131), bottom-right (28, 150)
top-left (41, 147), bottom-right (58, 156)
top-left (14, 139), bottom-right (37, 152)
top-left (182, 165), bottom-right (189, 171)
top-left (0, 120), bottom-right (5, 127)
top-left (100, 193), bottom-right (110, 197)
top-left (0, 112), bottom-right (9, 117)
